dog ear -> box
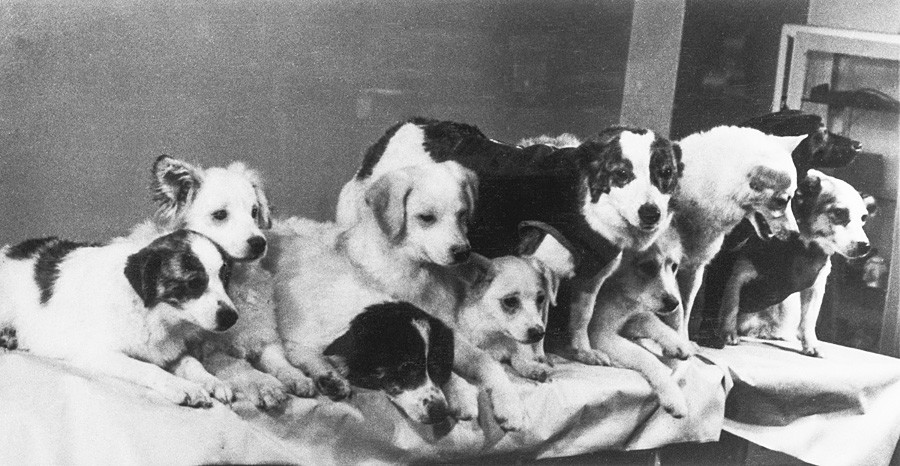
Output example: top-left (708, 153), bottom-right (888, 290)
top-left (151, 155), bottom-right (203, 226)
top-left (748, 165), bottom-right (793, 192)
top-left (772, 134), bottom-right (807, 154)
top-left (364, 170), bottom-right (413, 242)
top-left (124, 246), bottom-right (164, 307)
top-left (226, 162), bottom-right (273, 229)
top-left (426, 316), bottom-right (455, 386)
top-left (861, 192), bottom-right (878, 218)
top-left (793, 170), bottom-right (823, 219)
top-left (524, 256), bottom-right (561, 310)
top-left (444, 161), bottom-right (479, 218)
top-left (518, 222), bottom-right (577, 281)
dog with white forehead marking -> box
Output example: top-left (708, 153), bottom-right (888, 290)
top-left (0, 230), bottom-right (238, 407)
top-left (671, 126), bottom-right (804, 337)
top-left (336, 118), bottom-right (683, 366)
top-left (127, 155), bottom-right (315, 409)
top-left (272, 162), bottom-right (526, 431)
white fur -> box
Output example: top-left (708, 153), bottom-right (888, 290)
top-left (0, 235), bottom-right (236, 407)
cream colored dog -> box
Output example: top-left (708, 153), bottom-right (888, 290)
top-left (272, 162), bottom-right (526, 431)
top-left (589, 228), bottom-right (694, 418)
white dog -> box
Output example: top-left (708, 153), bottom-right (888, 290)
top-left (271, 162), bottom-right (526, 431)
top-left (672, 126), bottom-right (804, 336)
top-left (129, 155), bottom-right (315, 408)
top-left (0, 230), bottom-right (237, 407)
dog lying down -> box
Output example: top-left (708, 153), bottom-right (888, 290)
top-left (589, 227), bottom-right (694, 418)
top-left (269, 162), bottom-right (527, 430)
top-left (0, 230), bottom-right (238, 407)
top-left (711, 171), bottom-right (876, 356)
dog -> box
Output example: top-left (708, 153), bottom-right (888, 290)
top-left (271, 162), bottom-right (525, 431)
top-left (589, 227), bottom-right (694, 418)
top-left (672, 126), bottom-right (804, 337)
top-left (708, 171), bottom-right (876, 356)
top-left (323, 301), bottom-right (458, 424)
top-left (0, 230), bottom-right (238, 407)
top-left (130, 155), bottom-right (315, 409)
top-left (740, 109), bottom-right (861, 177)
top-left (336, 118), bottom-right (684, 366)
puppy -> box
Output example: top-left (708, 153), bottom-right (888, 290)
top-left (456, 254), bottom-right (560, 382)
top-left (130, 155), bottom-right (315, 408)
top-left (589, 228), bottom-right (694, 418)
top-left (336, 118), bottom-right (684, 366)
top-left (714, 171), bottom-right (876, 356)
top-left (324, 301), bottom-right (457, 425)
top-left (740, 109), bottom-right (862, 177)
top-left (672, 126), bottom-right (804, 337)
top-left (272, 162), bottom-right (525, 431)
top-left (0, 230), bottom-right (237, 407)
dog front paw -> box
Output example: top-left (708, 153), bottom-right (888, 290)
top-left (659, 392), bottom-right (689, 419)
top-left (801, 342), bottom-right (822, 358)
top-left (231, 370), bottom-right (289, 409)
top-left (487, 386), bottom-right (526, 432)
top-left (512, 359), bottom-right (551, 382)
top-left (315, 371), bottom-right (352, 401)
top-left (444, 378), bottom-right (479, 421)
top-left (0, 327), bottom-right (17, 350)
top-left (276, 367), bottom-right (317, 398)
top-left (556, 347), bottom-right (611, 366)
top-left (663, 340), bottom-right (696, 361)
top-left (160, 379), bottom-right (214, 408)
top-left (202, 377), bottom-right (234, 404)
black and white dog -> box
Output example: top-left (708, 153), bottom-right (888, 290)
top-left (0, 230), bottom-right (239, 407)
top-left (324, 301), bottom-right (457, 425)
top-left (336, 118), bottom-right (683, 365)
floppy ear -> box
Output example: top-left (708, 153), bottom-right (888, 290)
top-left (364, 171), bottom-right (413, 242)
top-left (124, 246), bottom-right (163, 307)
top-left (227, 162), bottom-right (273, 229)
top-left (444, 161), bottom-right (479, 218)
top-left (748, 165), bottom-right (793, 192)
top-left (772, 134), bottom-right (807, 154)
top-left (525, 256), bottom-right (561, 310)
top-left (151, 155), bottom-right (203, 225)
top-left (426, 316), bottom-right (455, 386)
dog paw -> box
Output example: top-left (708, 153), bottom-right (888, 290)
top-left (801, 344), bottom-right (822, 358)
top-left (160, 379), bottom-right (214, 408)
top-left (276, 367), bottom-right (317, 398)
top-left (722, 329), bottom-right (741, 346)
top-left (515, 362), bottom-right (551, 382)
top-left (0, 327), bottom-right (17, 350)
top-left (315, 371), bottom-right (352, 401)
top-left (202, 377), bottom-right (234, 404)
top-left (663, 341), bottom-right (696, 361)
top-left (557, 347), bottom-right (611, 366)
top-left (446, 382), bottom-right (479, 421)
top-left (232, 370), bottom-right (289, 410)
top-left (659, 393), bottom-right (689, 419)
top-left (487, 386), bottom-right (526, 432)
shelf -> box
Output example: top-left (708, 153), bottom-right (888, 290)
top-left (803, 84), bottom-right (900, 113)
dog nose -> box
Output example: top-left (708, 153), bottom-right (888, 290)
top-left (526, 326), bottom-right (545, 344)
top-left (638, 203), bottom-right (661, 226)
top-left (424, 399), bottom-right (450, 424)
top-left (854, 242), bottom-right (872, 258)
top-left (659, 296), bottom-right (681, 316)
top-left (450, 244), bottom-right (471, 264)
top-left (215, 303), bottom-right (239, 331)
top-left (247, 236), bottom-right (267, 256)
top-left (851, 140), bottom-right (863, 152)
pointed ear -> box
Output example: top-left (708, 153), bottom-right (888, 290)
top-left (517, 222), bottom-right (577, 280)
top-left (773, 134), bottom-right (807, 153)
top-left (227, 162), bottom-right (273, 229)
top-left (124, 246), bottom-right (163, 307)
top-left (525, 256), bottom-right (561, 309)
top-left (151, 155), bottom-right (203, 225)
top-left (444, 161), bottom-right (479, 218)
top-left (364, 171), bottom-right (413, 242)
top-left (794, 170), bottom-right (823, 218)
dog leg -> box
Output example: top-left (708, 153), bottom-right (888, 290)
top-left (170, 355), bottom-right (234, 404)
top-left (597, 334), bottom-right (689, 418)
top-left (73, 353), bottom-right (214, 408)
top-left (453, 338), bottom-right (525, 431)
top-left (799, 261), bottom-right (830, 357)
top-left (559, 253), bottom-right (621, 365)
top-left (283, 341), bottom-right (351, 400)
top-left (256, 342), bottom-right (317, 397)
top-left (676, 265), bottom-right (706, 340)
top-left (442, 373), bottom-right (478, 421)
top-left (204, 351), bottom-right (288, 409)
top-left (509, 345), bottom-right (551, 382)
top-left (621, 312), bottom-right (694, 360)
top-left (719, 259), bottom-right (758, 345)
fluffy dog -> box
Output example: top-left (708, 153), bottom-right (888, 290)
top-left (272, 162), bottom-right (525, 431)
top-left (0, 230), bottom-right (237, 407)
top-left (589, 228), bottom-right (694, 418)
top-left (672, 126), bottom-right (804, 336)
top-left (323, 301), bottom-right (457, 424)
top-left (709, 171), bottom-right (876, 356)
top-left (130, 155), bottom-right (315, 409)
top-left (336, 118), bottom-right (684, 365)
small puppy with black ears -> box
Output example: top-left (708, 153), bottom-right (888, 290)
top-left (0, 230), bottom-right (238, 407)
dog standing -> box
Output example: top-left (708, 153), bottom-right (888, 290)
top-left (336, 118), bottom-right (683, 366)
top-left (131, 155), bottom-right (315, 408)
top-left (272, 162), bottom-right (525, 431)
top-left (672, 126), bottom-right (804, 337)
top-left (711, 171), bottom-right (876, 356)
top-left (0, 230), bottom-right (238, 407)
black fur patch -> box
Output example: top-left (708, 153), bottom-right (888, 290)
top-left (650, 137), bottom-right (683, 194)
top-left (6, 237), bottom-right (59, 260)
top-left (124, 230), bottom-right (218, 308)
top-left (356, 121), bottom-right (409, 180)
top-left (324, 301), bottom-right (454, 392)
top-left (33, 238), bottom-right (89, 304)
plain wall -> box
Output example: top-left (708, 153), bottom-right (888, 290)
top-left (0, 0), bottom-right (634, 245)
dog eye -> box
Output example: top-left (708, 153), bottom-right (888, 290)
top-left (535, 293), bottom-right (546, 307)
top-left (417, 213), bottom-right (437, 226)
top-left (614, 168), bottom-right (629, 179)
top-left (501, 295), bottom-right (520, 312)
top-left (660, 166), bottom-right (673, 178)
top-left (251, 206), bottom-right (259, 219)
top-left (772, 197), bottom-right (789, 210)
top-left (671, 262), bottom-right (679, 273)
top-left (829, 207), bottom-right (851, 226)
top-left (212, 209), bottom-right (228, 221)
